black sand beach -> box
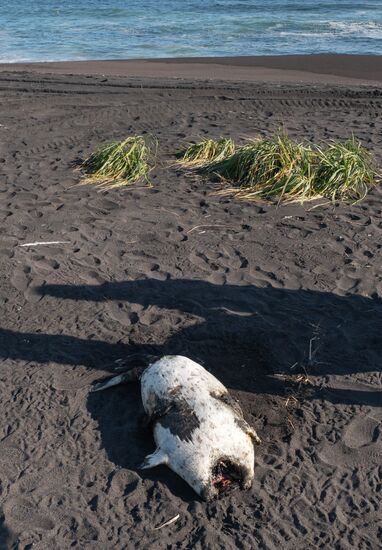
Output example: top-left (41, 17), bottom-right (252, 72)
top-left (0, 56), bottom-right (381, 549)
top-left (1, 54), bottom-right (382, 85)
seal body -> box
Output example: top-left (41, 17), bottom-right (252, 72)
top-left (93, 355), bottom-right (260, 500)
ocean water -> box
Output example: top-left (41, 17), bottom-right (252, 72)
top-left (0, 0), bottom-right (381, 63)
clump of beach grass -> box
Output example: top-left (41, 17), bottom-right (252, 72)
top-left (177, 137), bottom-right (235, 167)
top-left (313, 137), bottom-right (377, 201)
top-left (203, 134), bottom-right (378, 204)
top-left (205, 134), bottom-right (316, 203)
top-left (81, 136), bottom-right (154, 188)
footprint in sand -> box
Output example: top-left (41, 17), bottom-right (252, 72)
top-left (189, 249), bottom-right (233, 275)
top-left (3, 497), bottom-right (55, 531)
top-left (343, 415), bottom-right (381, 448)
top-left (10, 265), bottom-right (32, 293)
top-left (108, 469), bottom-right (141, 498)
top-left (13, 465), bottom-right (75, 497)
top-left (105, 301), bottom-right (143, 328)
top-left (51, 366), bottom-right (103, 391)
top-left (10, 261), bottom-right (45, 303)
top-left (0, 445), bottom-right (26, 465)
top-left (318, 414), bottom-right (382, 468)
top-left (0, 442), bottom-right (26, 479)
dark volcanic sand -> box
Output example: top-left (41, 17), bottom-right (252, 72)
top-left (1, 54), bottom-right (382, 85)
top-left (0, 64), bottom-right (381, 549)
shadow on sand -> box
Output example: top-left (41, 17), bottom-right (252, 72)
top-left (0, 510), bottom-right (16, 549)
top-left (1, 278), bottom-right (381, 496)
top-left (1, 278), bottom-right (381, 397)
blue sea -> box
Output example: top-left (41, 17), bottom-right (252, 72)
top-left (0, 0), bottom-right (381, 63)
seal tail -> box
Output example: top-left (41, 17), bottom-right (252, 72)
top-left (90, 366), bottom-right (145, 392)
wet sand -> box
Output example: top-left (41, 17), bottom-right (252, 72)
top-left (0, 57), bottom-right (381, 548)
top-left (1, 54), bottom-right (382, 85)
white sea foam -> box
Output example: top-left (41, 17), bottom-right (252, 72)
top-left (279, 32), bottom-right (335, 38)
top-left (329, 21), bottom-right (382, 39)
top-left (279, 20), bottom-right (382, 42)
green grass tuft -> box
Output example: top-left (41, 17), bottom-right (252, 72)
top-left (177, 138), bottom-right (235, 167)
top-left (203, 134), bottom-right (378, 204)
top-left (313, 137), bottom-right (377, 201)
top-left (81, 136), bottom-right (154, 188)
top-left (205, 134), bottom-right (316, 203)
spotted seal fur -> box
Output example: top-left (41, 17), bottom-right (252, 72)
top-left (91, 355), bottom-right (260, 500)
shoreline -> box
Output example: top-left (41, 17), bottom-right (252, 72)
top-left (1, 54), bottom-right (382, 86)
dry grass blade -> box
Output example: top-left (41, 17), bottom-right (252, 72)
top-left (153, 514), bottom-right (180, 530)
top-left (176, 138), bottom-right (235, 167)
top-left (313, 137), bottom-right (378, 201)
top-left (19, 241), bottom-right (70, 247)
top-left (81, 135), bottom-right (155, 188)
top-left (187, 223), bottom-right (238, 234)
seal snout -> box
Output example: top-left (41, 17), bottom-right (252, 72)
top-left (204, 457), bottom-right (250, 500)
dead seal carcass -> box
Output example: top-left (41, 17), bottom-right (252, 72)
top-left (92, 355), bottom-right (260, 500)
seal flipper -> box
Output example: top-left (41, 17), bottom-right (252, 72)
top-left (90, 366), bottom-right (145, 392)
top-left (140, 448), bottom-right (168, 469)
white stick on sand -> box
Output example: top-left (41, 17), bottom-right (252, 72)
top-left (153, 514), bottom-right (180, 530)
top-left (19, 241), bottom-right (71, 247)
